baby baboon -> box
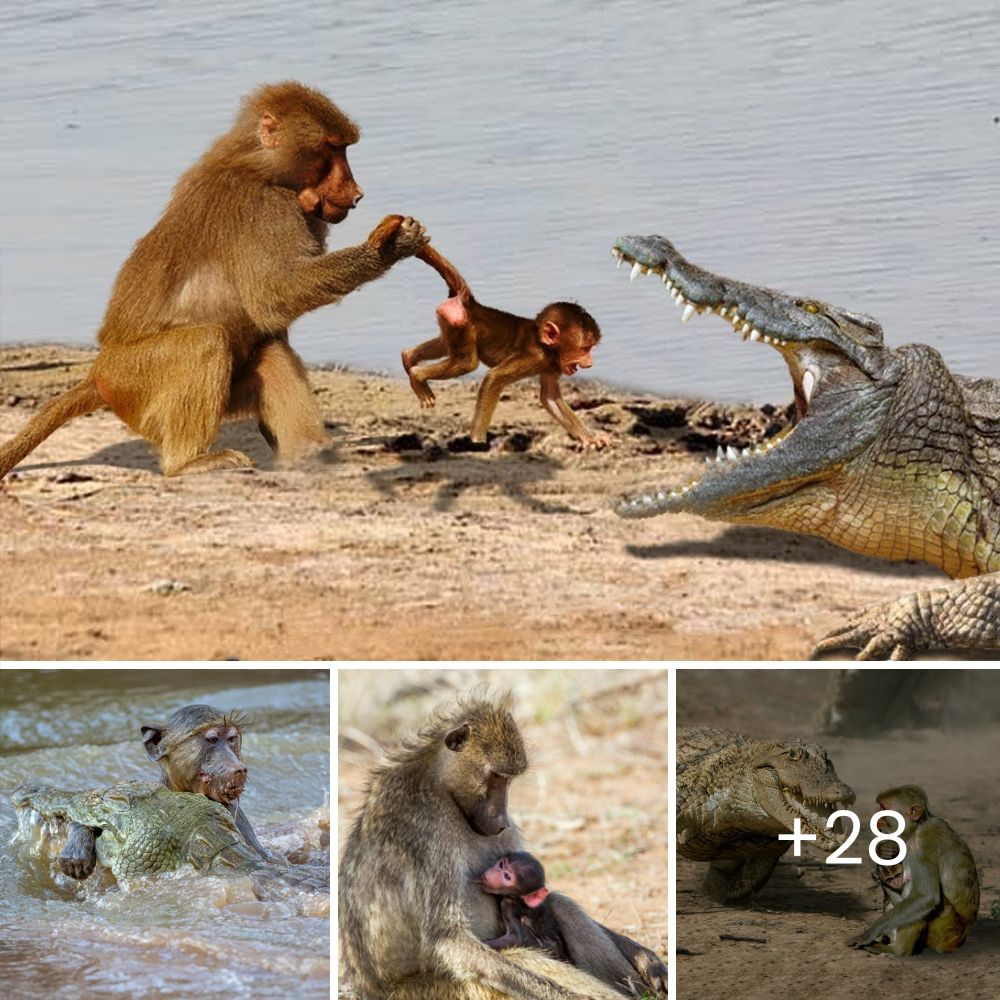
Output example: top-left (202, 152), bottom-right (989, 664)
top-left (59, 704), bottom-right (271, 880)
top-left (479, 852), bottom-right (569, 962)
top-left (848, 784), bottom-right (980, 955)
top-left (401, 238), bottom-right (610, 447)
top-left (339, 694), bottom-right (667, 999)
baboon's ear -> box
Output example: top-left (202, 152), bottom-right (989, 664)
top-left (141, 725), bottom-right (166, 761)
top-left (445, 723), bottom-right (471, 751)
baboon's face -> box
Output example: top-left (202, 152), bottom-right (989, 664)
top-left (443, 716), bottom-right (527, 837)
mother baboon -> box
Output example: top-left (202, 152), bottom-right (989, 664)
top-left (339, 694), bottom-right (666, 999)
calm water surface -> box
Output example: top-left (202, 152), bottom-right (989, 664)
top-left (0, 669), bottom-right (330, 999)
top-left (1, 0), bottom-right (997, 402)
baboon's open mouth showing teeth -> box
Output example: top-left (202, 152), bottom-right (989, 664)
top-left (608, 234), bottom-right (886, 520)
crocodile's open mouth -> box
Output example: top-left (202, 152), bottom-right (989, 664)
top-left (756, 769), bottom-right (853, 851)
top-left (610, 235), bottom-right (888, 519)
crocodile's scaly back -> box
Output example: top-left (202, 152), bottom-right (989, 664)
top-left (611, 235), bottom-right (999, 659)
top-left (11, 782), bottom-right (261, 880)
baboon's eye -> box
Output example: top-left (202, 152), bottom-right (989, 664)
top-left (205, 735), bottom-right (219, 745)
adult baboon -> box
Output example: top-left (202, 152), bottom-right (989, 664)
top-left (0, 81), bottom-right (427, 478)
top-left (339, 694), bottom-right (667, 999)
top-left (848, 785), bottom-right (979, 955)
top-left (59, 704), bottom-right (270, 879)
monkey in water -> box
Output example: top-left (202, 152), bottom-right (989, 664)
top-left (0, 82), bottom-right (427, 479)
top-left (401, 239), bottom-right (611, 448)
top-left (479, 851), bottom-right (570, 963)
top-left (847, 784), bottom-right (980, 955)
top-left (59, 705), bottom-right (270, 879)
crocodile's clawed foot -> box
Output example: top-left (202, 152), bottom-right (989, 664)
top-left (812, 597), bottom-right (921, 661)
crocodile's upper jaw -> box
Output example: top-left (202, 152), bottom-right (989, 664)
top-left (611, 235), bottom-right (895, 524)
top-left (752, 766), bottom-right (855, 852)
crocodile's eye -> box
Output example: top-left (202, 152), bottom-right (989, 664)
top-left (783, 746), bottom-right (805, 761)
top-left (803, 302), bottom-right (819, 313)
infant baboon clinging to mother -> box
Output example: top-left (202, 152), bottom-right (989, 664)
top-left (401, 238), bottom-right (611, 447)
top-left (339, 693), bottom-right (666, 999)
top-left (479, 851), bottom-right (570, 963)
top-left (0, 81), bottom-right (428, 479)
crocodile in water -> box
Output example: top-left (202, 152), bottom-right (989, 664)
top-left (11, 781), bottom-right (326, 893)
top-left (677, 726), bottom-right (855, 902)
top-left (612, 235), bottom-right (999, 660)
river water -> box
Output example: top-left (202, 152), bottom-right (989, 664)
top-left (0, 668), bottom-right (330, 999)
top-left (1, 0), bottom-right (997, 403)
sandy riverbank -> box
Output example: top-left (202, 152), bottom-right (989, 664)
top-left (0, 345), bottom-right (949, 661)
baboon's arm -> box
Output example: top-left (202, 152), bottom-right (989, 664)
top-left (848, 848), bottom-right (940, 947)
top-left (242, 215), bottom-right (426, 329)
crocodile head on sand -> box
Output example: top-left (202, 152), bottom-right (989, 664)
top-left (610, 234), bottom-right (899, 524)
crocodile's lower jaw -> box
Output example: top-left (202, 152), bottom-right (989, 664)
top-left (611, 246), bottom-right (844, 518)
top-left (780, 791), bottom-right (851, 851)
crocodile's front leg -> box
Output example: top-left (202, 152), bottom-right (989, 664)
top-left (703, 855), bottom-right (782, 902)
top-left (813, 573), bottom-right (1000, 660)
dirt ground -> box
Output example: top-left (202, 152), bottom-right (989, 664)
top-left (336, 669), bottom-right (668, 994)
top-left (676, 669), bottom-right (1000, 1000)
top-left (0, 344), bottom-right (955, 661)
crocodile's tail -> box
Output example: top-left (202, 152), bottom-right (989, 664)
top-left (416, 244), bottom-right (472, 301)
top-left (0, 378), bottom-right (104, 479)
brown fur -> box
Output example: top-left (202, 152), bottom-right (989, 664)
top-left (59, 704), bottom-right (266, 881)
top-left (0, 82), bottom-right (427, 479)
top-left (848, 784), bottom-right (980, 955)
top-left (339, 693), bottom-right (666, 999)
top-left (397, 236), bottom-right (609, 446)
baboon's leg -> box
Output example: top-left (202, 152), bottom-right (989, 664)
top-left (94, 326), bottom-right (251, 476)
top-left (230, 338), bottom-right (329, 462)
top-left (402, 335), bottom-right (446, 372)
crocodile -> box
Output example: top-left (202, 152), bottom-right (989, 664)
top-left (10, 781), bottom-right (327, 894)
top-left (677, 726), bottom-right (855, 902)
top-left (611, 234), bottom-right (1000, 660)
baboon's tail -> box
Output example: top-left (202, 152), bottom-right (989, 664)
top-left (417, 245), bottom-right (471, 300)
top-left (0, 378), bottom-right (104, 479)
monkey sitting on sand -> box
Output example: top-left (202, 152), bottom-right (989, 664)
top-left (478, 851), bottom-right (570, 962)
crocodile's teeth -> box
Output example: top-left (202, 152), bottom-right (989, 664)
top-left (726, 445), bottom-right (738, 461)
top-left (681, 303), bottom-right (697, 323)
top-left (803, 369), bottom-right (816, 404)
top-left (629, 262), bottom-right (642, 282)
top-left (749, 328), bottom-right (761, 342)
